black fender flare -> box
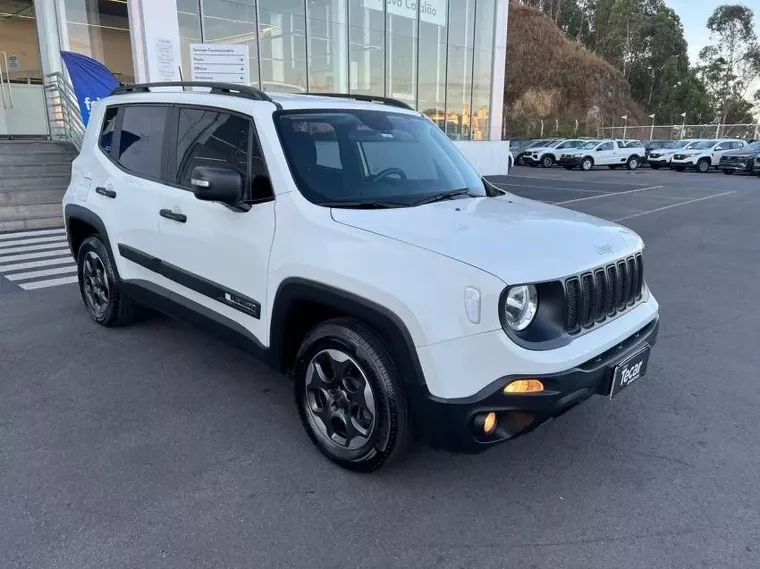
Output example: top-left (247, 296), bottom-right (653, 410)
top-left (63, 204), bottom-right (120, 278)
top-left (270, 278), bottom-right (426, 385)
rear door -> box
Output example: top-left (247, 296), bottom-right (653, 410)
top-left (153, 104), bottom-right (276, 344)
top-left (90, 103), bottom-right (171, 285)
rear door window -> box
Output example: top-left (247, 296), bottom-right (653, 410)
top-left (99, 107), bottom-right (118, 155)
top-left (116, 105), bottom-right (170, 180)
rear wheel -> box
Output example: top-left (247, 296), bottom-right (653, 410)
top-left (294, 318), bottom-right (410, 472)
top-left (697, 158), bottom-right (710, 173)
top-left (626, 156), bottom-right (640, 170)
top-left (581, 157), bottom-right (594, 171)
top-left (77, 236), bottom-right (138, 327)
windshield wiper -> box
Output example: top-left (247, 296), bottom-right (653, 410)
top-left (319, 200), bottom-right (406, 209)
top-left (412, 189), bottom-right (472, 206)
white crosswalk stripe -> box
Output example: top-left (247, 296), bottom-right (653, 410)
top-left (0, 228), bottom-right (78, 291)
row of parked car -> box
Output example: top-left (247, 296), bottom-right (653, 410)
top-left (510, 137), bottom-right (760, 175)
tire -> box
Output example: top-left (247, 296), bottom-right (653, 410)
top-left (697, 158), bottom-right (710, 173)
top-left (294, 318), bottom-right (410, 472)
top-left (626, 156), bottom-right (640, 170)
top-left (649, 164), bottom-right (661, 170)
top-left (541, 155), bottom-right (554, 168)
top-left (77, 235), bottom-right (138, 327)
top-left (581, 157), bottom-right (594, 171)
top-left (516, 155), bottom-right (525, 166)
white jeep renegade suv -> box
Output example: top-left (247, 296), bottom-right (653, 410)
top-left (63, 82), bottom-right (660, 472)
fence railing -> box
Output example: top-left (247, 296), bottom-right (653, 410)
top-left (598, 123), bottom-right (760, 141)
top-left (43, 72), bottom-right (85, 150)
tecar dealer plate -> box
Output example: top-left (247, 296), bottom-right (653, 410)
top-left (609, 347), bottom-right (651, 398)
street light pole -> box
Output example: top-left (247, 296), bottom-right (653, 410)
top-left (621, 115), bottom-right (628, 139)
top-left (680, 112), bottom-right (687, 139)
top-left (649, 113), bottom-right (656, 140)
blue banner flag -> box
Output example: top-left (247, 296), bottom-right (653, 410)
top-left (60, 51), bottom-right (119, 126)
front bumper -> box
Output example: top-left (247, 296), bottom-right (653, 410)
top-left (670, 159), bottom-right (697, 168)
top-left (408, 317), bottom-right (659, 453)
top-left (558, 156), bottom-right (583, 167)
top-left (718, 161), bottom-right (753, 173)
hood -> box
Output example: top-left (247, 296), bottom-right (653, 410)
top-left (651, 148), bottom-right (678, 155)
top-left (331, 195), bottom-right (643, 284)
top-left (722, 147), bottom-right (757, 157)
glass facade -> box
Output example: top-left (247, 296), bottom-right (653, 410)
top-left (178, 0), bottom-right (498, 140)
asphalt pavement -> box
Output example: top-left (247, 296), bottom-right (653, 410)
top-left (1, 167), bottom-right (759, 568)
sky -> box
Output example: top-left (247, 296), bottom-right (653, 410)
top-left (666, 0), bottom-right (760, 109)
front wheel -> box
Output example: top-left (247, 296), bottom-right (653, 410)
top-left (541, 155), bottom-right (554, 168)
top-left (581, 157), bottom-right (594, 171)
top-left (77, 236), bottom-right (138, 327)
top-left (294, 318), bottom-right (411, 472)
top-left (697, 158), bottom-right (710, 173)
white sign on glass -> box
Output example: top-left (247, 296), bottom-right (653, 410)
top-left (364, 0), bottom-right (447, 27)
top-left (190, 44), bottom-right (250, 85)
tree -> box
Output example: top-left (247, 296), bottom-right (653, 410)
top-left (698, 4), bottom-right (760, 123)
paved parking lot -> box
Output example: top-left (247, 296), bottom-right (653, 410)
top-left (2, 167), bottom-right (759, 568)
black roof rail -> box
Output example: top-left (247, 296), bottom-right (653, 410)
top-left (110, 82), bottom-right (281, 108)
top-left (300, 92), bottom-right (415, 110)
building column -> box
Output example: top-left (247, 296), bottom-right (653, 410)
top-left (33, 0), bottom-right (66, 77)
top-left (126, 0), bottom-right (182, 83)
top-left (489, 0), bottom-right (508, 141)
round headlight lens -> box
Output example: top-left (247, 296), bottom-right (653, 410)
top-left (503, 285), bottom-right (538, 331)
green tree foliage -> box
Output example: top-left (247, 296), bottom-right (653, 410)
top-left (697, 4), bottom-right (760, 123)
top-left (517, 0), bottom-right (757, 124)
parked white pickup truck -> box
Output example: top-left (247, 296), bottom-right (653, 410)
top-left (670, 139), bottom-right (746, 173)
top-left (558, 139), bottom-right (645, 171)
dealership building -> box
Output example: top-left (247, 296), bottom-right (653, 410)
top-left (1, 0), bottom-right (508, 168)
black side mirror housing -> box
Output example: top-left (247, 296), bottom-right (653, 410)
top-left (190, 166), bottom-right (244, 205)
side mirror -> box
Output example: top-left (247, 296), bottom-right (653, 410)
top-left (714, 145), bottom-right (724, 151)
top-left (191, 166), bottom-right (244, 205)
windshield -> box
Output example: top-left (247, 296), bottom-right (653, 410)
top-left (528, 139), bottom-right (551, 148)
top-left (581, 140), bottom-right (601, 149)
top-left (686, 140), bottom-right (715, 150)
top-left (276, 110), bottom-right (486, 206)
top-left (740, 141), bottom-right (760, 152)
top-left (547, 140), bottom-right (563, 148)
top-left (666, 140), bottom-right (690, 149)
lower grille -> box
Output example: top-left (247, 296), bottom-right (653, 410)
top-left (565, 254), bottom-right (644, 334)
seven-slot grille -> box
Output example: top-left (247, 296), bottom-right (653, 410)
top-left (565, 254), bottom-right (644, 334)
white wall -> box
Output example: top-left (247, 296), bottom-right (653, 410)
top-left (453, 141), bottom-right (510, 176)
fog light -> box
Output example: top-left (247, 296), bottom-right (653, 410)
top-left (483, 412), bottom-right (498, 435)
top-left (503, 379), bottom-right (544, 394)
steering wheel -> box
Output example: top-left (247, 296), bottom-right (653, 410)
top-left (370, 167), bottom-right (407, 182)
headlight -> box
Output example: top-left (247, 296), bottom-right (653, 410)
top-left (573, 153), bottom-right (582, 158)
top-left (502, 285), bottom-right (538, 331)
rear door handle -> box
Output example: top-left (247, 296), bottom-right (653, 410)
top-left (159, 208), bottom-right (187, 223)
top-left (95, 186), bottom-right (116, 198)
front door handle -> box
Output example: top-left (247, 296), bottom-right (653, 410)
top-left (159, 208), bottom-right (187, 223)
top-left (95, 186), bottom-right (116, 198)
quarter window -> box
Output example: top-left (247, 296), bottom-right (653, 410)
top-left (99, 107), bottom-right (118, 155)
top-left (117, 105), bottom-right (170, 180)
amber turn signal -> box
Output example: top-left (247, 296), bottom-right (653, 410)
top-left (503, 379), bottom-right (544, 394)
